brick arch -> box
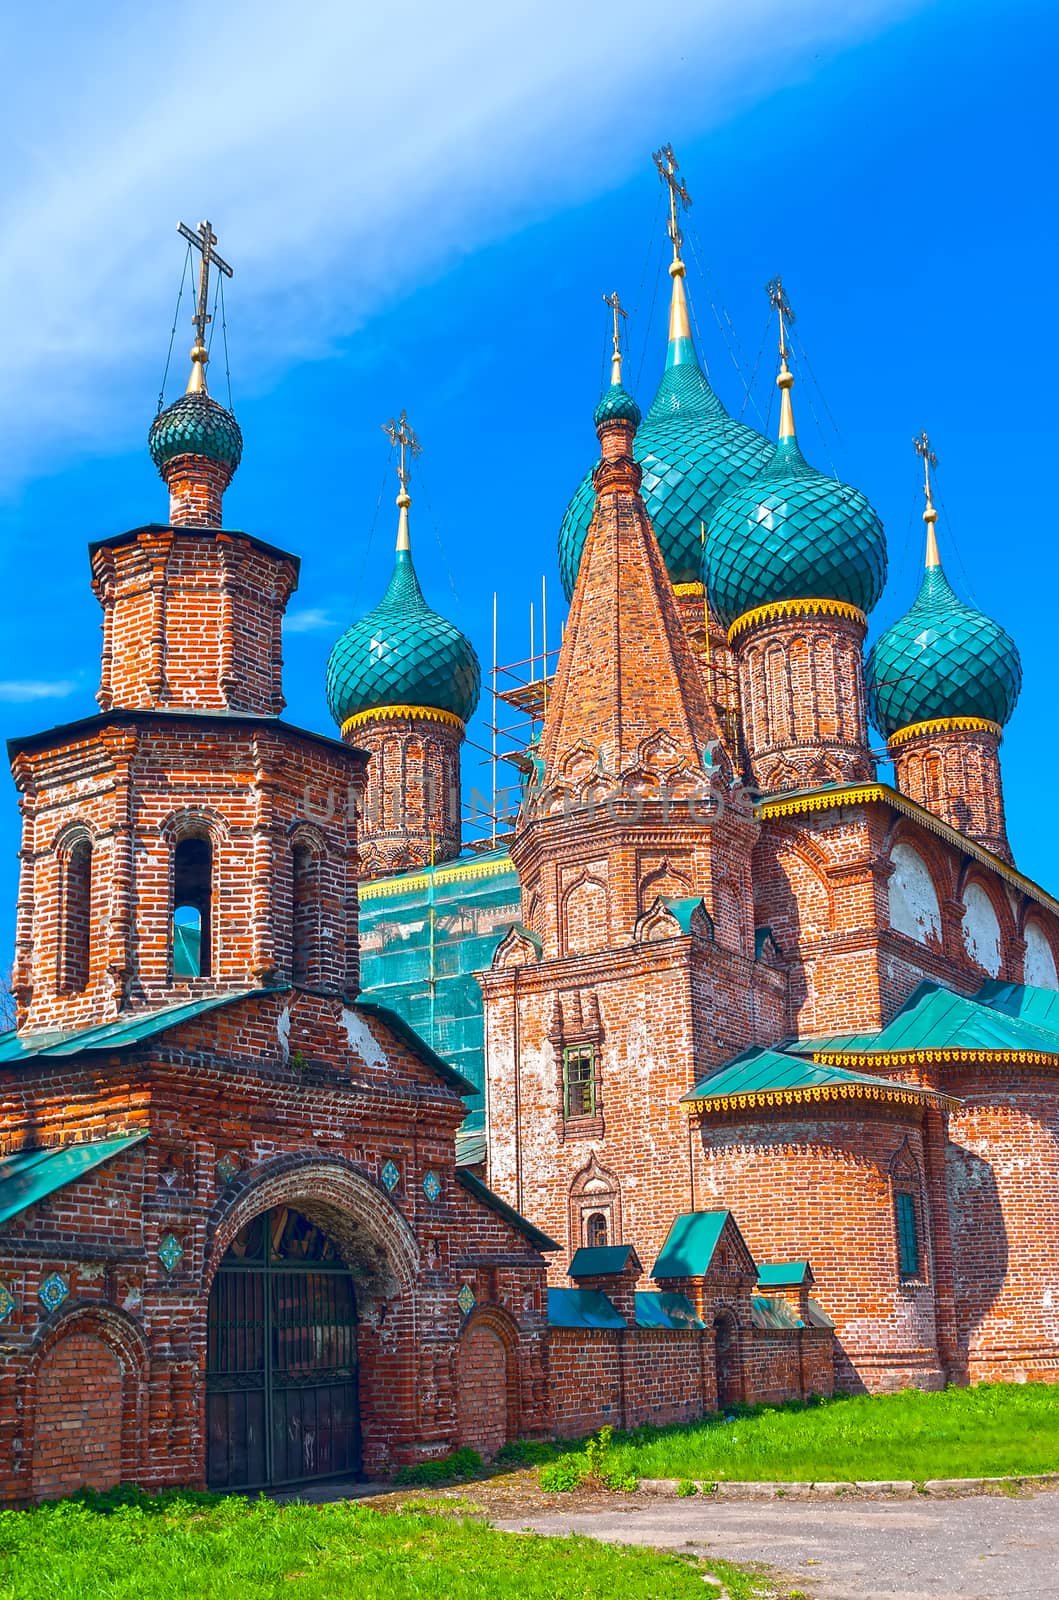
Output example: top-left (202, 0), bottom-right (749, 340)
top-left (203, 1155), bottom-right (421, 1305)
top-left (26, 1304), bottom-right (149, 1501)
top-left (457, 1305), bottom-right (521, 1458)
top-left (561, 869), bottom-right (608, 955)
top-left (50, 816), bottom-right (101, 854)
top-left (569, 1154), bottom-right (622, 1246)
top-left (1021, 913), bottom-right (1059, 989)
top-left (883, 832), bottom-right (946, 949)
top-left (287, 819), bottom-right (330, 859)
top-left (883, 818), bottom-right (957, 906)
top-left (158, 805), bottom-right (232, 845)
top-left (956, 868), bottom-right (1012, 976)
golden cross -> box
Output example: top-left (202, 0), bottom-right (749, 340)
top-left (652, 144), bottom-right (692, 260)
top-left (603, 290), bottom-right (628, 384)
top-left (766, 275), bottom-right (795, 361)
top-left (177, 219), bottom-right (233, 352)
top-left (913, 429), bottom-right (938, 498)
top-left (383, 410), bottom-right (422, 494)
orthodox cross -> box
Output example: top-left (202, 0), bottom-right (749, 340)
top-left (603, 290), bottom-right (628, 385)
top-left (766, 275), bottom-right (795, 361)
top-left (383, 410), bottom-right (422, 495)
top-left (913, 429), bottom-right (938, 502)
top-left (177, 219), bottom-right (234, 354)
top-left (653, 144), bottom-right (692, 259)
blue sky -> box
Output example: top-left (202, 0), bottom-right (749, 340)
top-left (0, 0), bottom-right (1055, 962)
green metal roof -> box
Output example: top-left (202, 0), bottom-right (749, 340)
top-left (568, 1244), bottom-right (639, 1278)
top-left (0, 990), bottom-right (278, 1064)
top-left (593, 382), bottom-right (641, 428)
top-left (976, 979), bottom-right (1059, 1033)
top-left (358, 851), bottom-right (521, 1125)
top-left (558, 318), bottom-right (774, 595)
top-left (866, 551), bottom-right (1021, 738)
top-left (806, 1297), bottom-right (835, 1330)
top-left (325, 540), bottom-right (480, 727)
top-left (757, 1260), bottom-right (813, 1288)
top-left (0, 1135), bottom-right (147, 1227)
top-left (635, 1291), bottom-right (704, 1330)
top-left (803, 981), bottom-right (1059, 1063)
top-left (706, 432), bottom-right (887, 628)
top-left (680, 1046), bottom-right (939, 1107)
top-left (751, 1295), bottom-right (803, 1330)
top-left (456, 1169), bottom-right (559, 1253)
top-left (148, 390), bottom-right (243, 476)
top-left (547, 1287), bottom-right (625, 1329)
top-left (652, 1210), bottom-right (754, 1279)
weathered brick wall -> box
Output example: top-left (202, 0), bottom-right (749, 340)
top-left (741, 1328), bottom-right (835, 1405)
top-left (30, 1330), bottom-right (124, 1499)
top-left (0, 991), bottom-right (551, 1501)
top-left (891, 722), bottom-right (1011, 862)
top-left (350, 712), bottom-right (464, 875)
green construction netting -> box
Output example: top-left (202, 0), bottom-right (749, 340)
top-left (358, 850), bottom-right (520, 1131)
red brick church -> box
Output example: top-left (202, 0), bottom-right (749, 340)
top-left (2, 161), bottom-right (1057, 1501)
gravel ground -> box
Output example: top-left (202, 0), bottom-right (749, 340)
top-left (492, 1488), bottom-right (1059, 1600)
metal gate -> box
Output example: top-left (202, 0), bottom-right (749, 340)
top-left (206, 1206), bottom-right (361, 1489)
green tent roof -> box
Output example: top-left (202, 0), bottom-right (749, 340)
top-left (635, 1291), bottom-right (704, 1329)
top-left (757, 1260), bottom-right (813, 1288)
top-left (547, 1287), bottom-right (625, 1329)
top-left (804, 981), bottom-right (1059, 1064)
top-left (0, 1135), bottom-right (146, 1226)
top-left (652, 1210), bottom-right (754, 1279)
top-left (568, 1244), bottom-right (640, 1278)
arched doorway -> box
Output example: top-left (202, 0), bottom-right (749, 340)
top-left (206, 1206), bottom-right (361, 1489)
top-left (713, 1314), bottom-right (741, 1410)
top-left (457, 1319), bottom-right (510, 1459)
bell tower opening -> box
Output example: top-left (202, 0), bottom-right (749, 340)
top-left (173, 835), bottom-right (213, 978)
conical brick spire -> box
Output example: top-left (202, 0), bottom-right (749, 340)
top-left (537, 381), bottom-right (728, 791)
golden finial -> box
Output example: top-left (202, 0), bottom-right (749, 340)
top-left (653, 144), bottom-right (693, 343)
top-left (383, 410), bottom-right (422, 552)
top-left (913, 430), bottom-right (941, 567)
top-left (766, 275), bottom-right (797, 440)
top-left (603, 290), bottom-right (629, 387)
top-left (177, 220), bottom-right (233, 395)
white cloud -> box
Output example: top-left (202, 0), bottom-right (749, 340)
top-left (0, 680), bottom-right (80, 703)
top-left (285, 608), bottom-right (337, 634)
top-left (0, 0), bottom-right (921, 489)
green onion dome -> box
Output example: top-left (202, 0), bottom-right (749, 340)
top-left (325, 501), bottom-right (481, 732)
top-left (593, 382), bottom-right (641, 428)
top-left (148, 389), bottom-right (243, 476)
top-left (865, 532), bottom-right (1021, 739)
top-left (558, 272), bottom-right (773, 597)
top-left (704, 368), bottom-right (886, 630)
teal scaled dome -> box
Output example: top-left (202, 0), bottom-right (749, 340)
top-left (326, 524), bottom-right (481, 730)
top-left (865, 546), bottom-right (1021, 738)
top-left (705, 428), bottom-right (887, 629)
top-left (593, 382), bottom-right (641, 428)
top-left (558, 296), bottom-right (774, 597)
top-left (148, 390), bottom-right (243, 476)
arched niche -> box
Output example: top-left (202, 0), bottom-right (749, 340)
top-left (962, 882), bottom-right (1002, 976)
top-left (888, 842), bottom-right (942, 947)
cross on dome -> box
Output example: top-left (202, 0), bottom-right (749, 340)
top-left (177, 219), bottom-right (234, 395)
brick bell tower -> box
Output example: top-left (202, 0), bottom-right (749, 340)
top-left (325, 413), bottom-right (480, 878)
top-left (481, 334), bottom-right (788, 1268)
top-left (704, 280), bottom-right (887, 793)
top-left (10, 221), bottom-right (366, 1033)
top-left (866, 434), bottom-right (1021, 861)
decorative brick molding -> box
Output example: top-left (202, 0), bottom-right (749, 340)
top-left (889, 718), bottom-right (1011, 862)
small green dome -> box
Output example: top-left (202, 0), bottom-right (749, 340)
top-left (865, 555), bottom-right (1021, 738)
top-left (705, 433), bottom-right (887, 629)
top-left (593, 383), bottom-right (641, 428)
top-left (326, 540), bottom-right (481, 729)
top-left (558, 331), bottom-right (774, 597)
top-left (148, 390), bottom-right (243, 476)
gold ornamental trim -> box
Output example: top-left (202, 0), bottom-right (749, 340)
top-left (812, 1048), bottom-right (1059, 1070)
top-left (341, 704), bottom-right (465, 737)
top-left (888, 716), bottom-right (1003, 750)
top-left (683, 1080), bottom-right (955, 1118)
top-left (359, 853), bottom-right (513, 901)
top-left (754, 781), bottom-right (1059, 919)
top-left (673, 582), bottom-right (705, 598)
top-left (727, 597), bottom-right (867, 645)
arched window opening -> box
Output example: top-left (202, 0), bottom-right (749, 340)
top-left (61, 838), bottom-right (92, 993)
top-left (292, 843), bottom-right (320, 985)
top-left (173, 836), bottom-right (213, 978)
top-left (586, 1212), bottom-right (608, 1249)
top-left (895, 1190), bottom-right (921, 1279)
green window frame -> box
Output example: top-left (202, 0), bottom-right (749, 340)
top-left (563, 1045), bottom-right (597, 1120)
top-left (895, 1189), bottom-right (920, 1278)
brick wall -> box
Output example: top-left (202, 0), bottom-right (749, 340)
top-left (891, 722), bottom-right (1011, 862)
top-left (351, 712), bottom-right (465, 874)
top-left (30, 1330), bottom-right (124, 1500)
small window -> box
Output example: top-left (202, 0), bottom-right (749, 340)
top-left (291, 842), bottom-right (320, 985)
top-left (895, 1190), bottom-right (920, 1278)
top-left (61, 838), bottom-right (92, 993)
top-left (586, 1212), bottom-right (608, 1249)
top-left (173, 836), bottom-right (213, 978)
top-left (563, 1044), bottom-right (597, 1119)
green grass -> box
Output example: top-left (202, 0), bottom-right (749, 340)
top-left (603, 1383), bottom-right (1059, 1483)
top-left (0, 1493), bottom-right (765, 1600)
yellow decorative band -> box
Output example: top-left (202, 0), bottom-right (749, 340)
top-left (341, 704), bottom-right (464, 737)
top-left (888, 716), bottom-right (1003, 749)
top-left (757, 784), bottom-right (886, 819)
top-left (673, 582), bottom-right (705, 598)
top-left (727, 597), bottom-right (867, 645)
top-left (683, 1081), bottom-right (955, 1116)
top-left (360, 853), bottom-right (513, 900)
top-left (812, 1048), bottom-right (1059, 1069)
